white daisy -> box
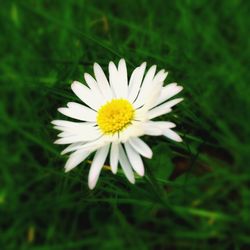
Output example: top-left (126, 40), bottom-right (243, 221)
top-left (52, 59), bottom-right (183, 189)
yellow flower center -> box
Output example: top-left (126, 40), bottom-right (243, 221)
top-left (97, 99), bottom-right (135, 134)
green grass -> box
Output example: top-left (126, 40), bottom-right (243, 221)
top-left (1, 0), bottom-right (250, 249)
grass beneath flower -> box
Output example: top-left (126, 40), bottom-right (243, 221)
top-left (1, 0), bottom-right (250, 249)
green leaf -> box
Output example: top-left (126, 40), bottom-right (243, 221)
top-left (147, 143), bottom-right (174, 181)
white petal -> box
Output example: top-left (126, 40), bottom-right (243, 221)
top-left (148, 98), bottom-right (183, 120)
top-left (65, 149), bottom-right (92, 172)
top-left (153, 70), bottom-right (168, 83)
top-left (142, 122), bottom-right (163, 136)
top-left (88, 144), bottom-right (110, 189)
top-left (128, 137), bottom-right (153, 159)
top-left (155, 97), bottom-right (183, 109)
top-left (140, 65), bottom-right (157, 90)
top-left (141, 81), bottom-right (163, 111)
top-left (71, 81), bottom-right (102, 110)
top-left (164, 129), bottom-right (182, 142)
top-left (93, 63), bottom-right (113, 99)
top-left (134, 107), bottom-right (148, 122)
top-left (61, 142), bottom-right (85, 155)
top-left (124, 142), bottom-right (144, 176)
top-left (58, 103), bottom-right (97, 122)
top-left (84, 73), bottom-right (97, 89)
top-left (155, 83), bottom-right (183, 106)
top-left (108, 61), bottom-right (121, 98)
top-left (118, 144), bottom-right (135, 184)
top-left (141, 121), bottom-right (177, 136)
top-left (52, 120), bottom-right (95, 133)
top-left (110, 142), bottom-right (119, 174)
top-left (57, 131), bottom-right (73, 137)
top-left (118, 122), bottom-right (144, 143)
top-left (52, 120), bottom-right (79, 128)
top-left (128, 62), bottom-right (146, 103)
top-left (76, 136), bottom-right (108, 152)
top-left (54, 123), bottom-right (95, 134)
top-left (54, 127), bottom-right (101, 144)
top-left (84, 73), bottom-right (106, 102)
top-left (133, 65), bottom-right (157, 108)
top-left (150, 121), bottom-right (176, 130)
top-left (117, 59), bottom-right (128, 98)
top-left (55, 130), bottom-right (109, 156)
top-left (148, 108), bottom-right (172, 120)
top-left (53, 125), bottom-right (64, 131)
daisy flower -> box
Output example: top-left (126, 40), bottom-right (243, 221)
top-left (52, 59), bottom-right (183, 189)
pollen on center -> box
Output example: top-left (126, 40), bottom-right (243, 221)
top-left (97, 99), bottom-right (135, 134)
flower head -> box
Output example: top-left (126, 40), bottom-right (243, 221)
top-left (52, 59), bottom-right (183, 189)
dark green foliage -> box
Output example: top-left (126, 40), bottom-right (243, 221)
top-left (0, 0), bottom-right (250, 249)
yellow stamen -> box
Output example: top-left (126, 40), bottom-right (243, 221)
top-left (97, 99), bottom-right (134, 134)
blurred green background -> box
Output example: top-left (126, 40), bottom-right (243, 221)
top-left (1, 0), bottom-right (250, 249)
